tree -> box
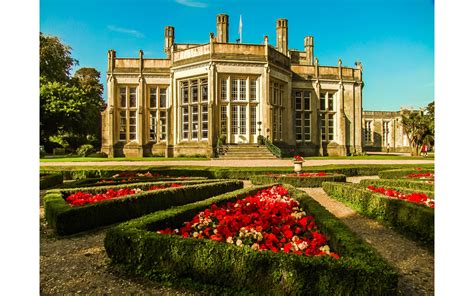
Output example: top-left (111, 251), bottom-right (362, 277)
top-left (40, 33), bottom-right (78, 83)
top-left (40, 33), bottom-right (105, 151)
top-left (400, 102), bottom-right (434, 156)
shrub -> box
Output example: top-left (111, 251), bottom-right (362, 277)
top-left (44, 180), bottom-right (243, 235)
top-left (76, 144), bottom-right (95, 157)
top-left (250, 174), bottom-right (346, 187)
top-left (322, 182), bottom-right (434, 245)
top-left (105, 185), bottom-right (398, 295)
top-left (359, 179), bottom-right (434, 192)
top-left (40, 173), bottom-right (63, 189)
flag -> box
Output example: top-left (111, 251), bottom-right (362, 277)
top-left (239, 15), bottom-right (242, 43)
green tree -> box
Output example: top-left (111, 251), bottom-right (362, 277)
top-left (40, 33), bottom-right (78, 83)
top-left (400, 102), bottom-right (434, 156)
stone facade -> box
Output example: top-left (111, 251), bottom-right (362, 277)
top-left (362, 109), bottom-right (413, 153)
top-left (101, 14), bottom-right (364, 157)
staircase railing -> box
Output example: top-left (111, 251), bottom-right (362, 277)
top-left (261, 137), bottom-right (282, 158)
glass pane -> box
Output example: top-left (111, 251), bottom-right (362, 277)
top-left (181, 82), bottom-right (188, 104)
top-left (191, 80), bottom-right (198, 103)
top-left (240, 105), bottom-right (246, 134)
top-left (250, 79), bottom-right (257, 101)
top-left (221, 79), bottom-right (227, 101)
top-left (150, 88), bottom-right (157, 108)
top-left (239, 79), bottom-right (246, 101)
top-left (231, 80), bottom-right (238, 101)
top-left (129, 88), bottom-right (136, 107)
top-left (304, 91), bottom-right (310, 111)
top-left (120, 88), bottom-right (127, 107)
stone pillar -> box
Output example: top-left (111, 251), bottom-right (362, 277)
top-left (263, 65), bottom-right (271, 141)
top-left (164, 26), bottom-right (175, 57)
top-left (313, 80), bottom-right (321, 154)
top-left (276, 18), bottom-right (288, 56)
top-left (304, 36), bottom-right (314, 66)
top-left (208, 61), bottom-right (216, 153)
top-left (216, 14), bottom-right (229, 43)
top-left (106, 49), bottom-right (116, 157)
top-left (354, 61), bottom-right (363, 153)
top-left (338, 81), bottom-right (346, 154)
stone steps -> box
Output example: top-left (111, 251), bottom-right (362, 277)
top-left (218, 144), bottom-right (277, 159)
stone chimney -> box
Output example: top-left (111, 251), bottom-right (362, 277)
top-left (304, 36), bottom-right (314, 65)
top-left (216, 14), bottom-right (229, 43)
top-left (164, 26), bottom-right (175, 57)
top-left (276, 18), bottom-right (288, 55)
top-left (107, 49), bottom-right (116, 72)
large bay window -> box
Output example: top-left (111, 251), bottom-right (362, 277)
top-left (383, 121), bottom-right (390, 145)
top-left (148, 86), bottom-right (168, 142)
top-left (294, 90), bottom-right (311, 142)
top-left (117, 86), bottom-right (138, 142)
top-left (364, 120), bottom-right (373, 143)
top-left (180, 78), bottom-right (208, 141)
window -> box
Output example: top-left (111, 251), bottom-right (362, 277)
top-left (201, 79), bottom-right (208, 102)
top-left (294, 90), bottom-right (311, 142)
top-left (250, 106), bottom-right (256, 135)
top-left (192, 105), bottom-right (199, 139)
top-left (239, 79), bottom-right (246, 101)
top-left (149, 86), bottom-right (168, 142)
top-left (129, 87), bottom-right (136, 108)
top-left (272, 109), bottom-right (277, 139)
top-left (383, 121), bottom-right (390, 145)
top-left (119, 111), bottom-right (126, 141)
top-left (304, 91), bottom-right (311, 111)
top-left (231, 106), bottom-right (238, 134)
top-left (240, 105), bottom-right (246, 134)
top-left (180, 78), bottom-right (209, 141)
top-left (221, 106), bottom-right (227, 135)
top-left (328, 114), bottom-right (334, 141)
top-left (159, 111), bottom-right (166, 140)
top-left (129, 111), bottom-right (136, 140)
top-left (279, 108), bottom-right (283, 140)
top-left (201, 105), bottom-right (208, 139)
top-left (150, 111), bottom-right (157, 141)
top-left (221, 79), bottom-right (228, 101)
top-left (159, 88), bottom-right (166, 108)
top-left (250, 79), bottom-right (257, 101)
top-left (120, 88), bottom-right (127, 107)
top-left (231, 79), bottom-right (238, 101)
top-left (364, 120), bottom-right (372, 143)
top-left (118, 86), bottom-right (139, 142)
top-left (320, 91), bottom-right (337, 142)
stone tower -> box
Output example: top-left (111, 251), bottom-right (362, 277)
top-left (164, 26), bottom-right (175, 57)
top-left (216, 14), bottom-right (229, 43)
top-left (276, 18), bottom-right (288, 55)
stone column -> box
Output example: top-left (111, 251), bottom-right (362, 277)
top-left (106, 74), bottom-right (115, 157)
top-left (263, 65), bottom-right (271, 141)
top-left (208, 61), bottom-right (216, 153)
top-left (313, 80), bottom-right (320, 153)
top-left (338, 81), bottom-right (346, 154)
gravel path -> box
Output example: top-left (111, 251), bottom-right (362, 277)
top-left (301, 187), bottom-right (434, 296)
top-left (346, 175), bottom-right (380, 184)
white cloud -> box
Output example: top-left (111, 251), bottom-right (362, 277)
top-left (107, 25), bottom-right (144, 38)
top-left (175, 0), bottom-right (208, 8)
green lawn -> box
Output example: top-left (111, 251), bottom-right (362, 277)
top-left (289, 155), bottom-right (434, 160)
top-left (40, 156), bottom-right (210, 162)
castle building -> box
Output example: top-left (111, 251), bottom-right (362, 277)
top-left (101, 14), bottom-right (364, 158)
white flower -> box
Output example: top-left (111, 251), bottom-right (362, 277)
top-left (251, 243), bottom-right (259, 250)
top-left (236, 239), bottom-right (243, 247)
top-left (319, 245), bottom-right (331, 254)
top-left (226, 236), bottom-right (234, 244)
top-left (193, 232), bottom-right (199, 238)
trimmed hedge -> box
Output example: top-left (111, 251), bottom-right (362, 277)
top-left (359, 179), bottom-right (434, 193)
top-left (378, 168), bottom-right (434, 180)
top-left (57, 176), bottom-right (208, 189)
top-left (41, 163), bottom-right (434, 180)
top-left (250, 174), bottom-right (346, 187)
top-left (40, 173), bottom-right (63, 189)
top-left (44, 180), bottom-right (243, 235)
top-left (105, 184), bottom-right (398, 295)
top-left (322, 182), bottom-right (434, 244)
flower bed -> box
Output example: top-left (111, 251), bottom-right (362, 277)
top-left (405, 172), bottom-right (434, 181)
top-left (378, 168), bottom-right (434, 180)
top-left (105, 185), bottom-right (398, 295)
top-left (66, 183), bottom-right (182, 206)
top-left (44, 180), bottom-right (243, 235)
top-left (367, 185), bottom-right (434, 208)
top-left (158, 186), bottom-right (339, 258)
top-left (322, 182), bottom-right (434, 244)
top-left (250, 173), bottom-right (346, 187)
top-left (40, 173), bottom-right (63, 189)
top-left (359, 178), bottom-right (434, 191)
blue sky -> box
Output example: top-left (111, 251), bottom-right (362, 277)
top-left (40, 0), bottom-right (434, 110)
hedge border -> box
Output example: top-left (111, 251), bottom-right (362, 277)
top-left (378, 168), bottom-right (434, 180)
top-left (40, 173), bottom-right (63, 189)
top-left (44, 180), bottom-right (243, 235)
top-left (322, 182), bottom-right (434, 244)
top-left (105, 184), bottom-right (398, 295)
top-left (359, 179), bottom-right (435, 195)
top-left (40, 163), bottom-right (434, 180)
top-left (250, 173), bottom-right (346, 187)
top-left (57, 176), bottom-right (208, 189)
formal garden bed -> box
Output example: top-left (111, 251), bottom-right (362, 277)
top-left (378, 168), bottom-right (435, 180)
top-left (40, 172), bottom-right (63, 189)
top-left (322, 182), bottom-right (434, 244)
top-left (40, 163), bottom-right (434, 180)
top-left (359, 178), bottom-right (434, 191)
top-left (105, 184), bottom-right (398, 295)
top-left (44, 180), bottom-right (243, 235)
top-left (250, 172), bottom-right (346, 187)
